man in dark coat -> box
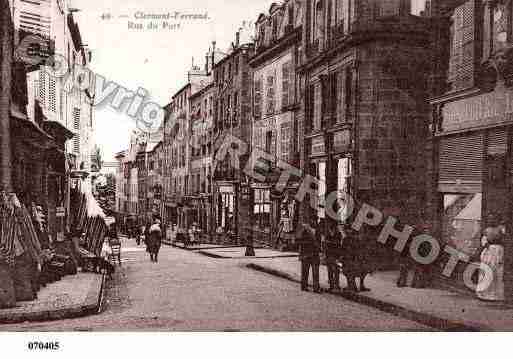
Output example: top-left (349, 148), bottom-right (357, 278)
top-left (324, 224), bottom-right (342, 292)
top-left (298, 217), bottom-right (321, 293)
top-left (340, 225), bottom-right (359, 292)
top-left (397, 220), bottom-right (432, 288)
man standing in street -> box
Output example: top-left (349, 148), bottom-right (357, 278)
top-left (298, 217), bottom-right (321, 293)
top-left (324, 224), bottom-right (342, 292)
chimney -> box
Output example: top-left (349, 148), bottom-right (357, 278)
top-left (211, 41), bottom-right (216, 68)
top-left (236, 31), bottom-right (240, 47)
top-left (205, 52), bottom-right (209, 73)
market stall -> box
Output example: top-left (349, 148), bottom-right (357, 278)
top-left (70, 180), bottom-right (107, 257)
top-left (0, 192), bottom-right (43, 308)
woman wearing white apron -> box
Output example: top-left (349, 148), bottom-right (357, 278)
top-left (476, 225), bottom-right (505, 301)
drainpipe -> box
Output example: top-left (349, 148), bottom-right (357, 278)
top-left (0, 11), bottom-right (12, 193)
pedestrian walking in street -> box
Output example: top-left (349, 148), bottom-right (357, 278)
top-left (136, 225), bottom-right (144, 246)
top-left (298, 217), bottom-right (321, 293)
top-left (324, 224), bottom-right (342, 292)
top-left (147, 218), bottom-right (163, 263)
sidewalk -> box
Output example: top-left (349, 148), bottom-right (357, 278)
top-left (0, 272), bottom-right (104, 324)
top-left (246, 255), bottom-right (513, 331)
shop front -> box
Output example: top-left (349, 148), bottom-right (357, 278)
top-left (198, 194), bottom-right (212, 240)
top-left (217, 185), bottom-right (235, 231)
top-left (433, 86), bottom-right (513, 293)
top-left (163, 194), bottom-right (179, 226)
top-left (305, 128), bottom-right (354, 236)
top-left (250, 184), bottom-right (272, 247)
top-left (214, 183), bottom-right (238, 244)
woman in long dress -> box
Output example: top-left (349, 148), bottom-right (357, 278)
top-left (147, 219), bottom-right (163, 263)
top-left (476, 225), bottom-right (505, 301)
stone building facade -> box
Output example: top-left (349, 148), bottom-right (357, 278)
top-left (163, 84), bottom-right (191, 228)
top-left (426, 0), bottom-right (513, 294)
top-left (212, 31), bottom-right (254, 244)
top-left (298, 0), bottom-right (434, 265)
top-left (248, 0), bottom-right (303, 248)
top-left (146, 141), bottom-right (163, 223)
top-left (189, 82), bottom-right (216, 236)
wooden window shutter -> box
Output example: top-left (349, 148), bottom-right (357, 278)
top-left (448, 1), bottom-right (477, 90)
top-left (282, 62), bottom-right (290, 108)
top-left (314, 81), bottom-right (322, 130)
top-left (438, 132), bottom-right (484, 192)
top-left (338, 70), bottom-right (345, 123)
top-left (39, 70), bottom-right (46, 104)
top-left (345, 67), bottom-right (353, 119)
top-left (330, 72), bottom-right (337, 120)
top-left (487, 128), bottom-right (508, 156)
top-left (254, 76), bottom-right (263, 119)
top-left (49, 77), bottom-right (56, 112)
top-left (306, 83), bottom-right (315, 133)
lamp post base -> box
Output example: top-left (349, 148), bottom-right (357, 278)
top-left (245, 246), bottom-right (255, 257)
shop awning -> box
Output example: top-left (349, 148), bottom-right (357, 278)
top-left (43, 120), bottom-right (75, 140)
top-left (455, 194), bottom-right (482, 221)
top-left (10, 106), bottom-right (54, 143)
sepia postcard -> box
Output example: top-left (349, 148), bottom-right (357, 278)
top-left (1, 1), bottom-right (513, 354)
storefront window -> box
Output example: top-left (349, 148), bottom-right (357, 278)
top-left (220, 192), bottom-right (235, 232)
top-left (337, 157), bottom-right (352, 223)
top-left (442, 193), bottom-right (482, 256)
top-left (411, 0), bottom-right (427, 15)
top-left (318, 162), bottom-right (326, 219)
top-left (254, 189), bottom-right (271, 230)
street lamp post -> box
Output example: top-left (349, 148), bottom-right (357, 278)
top-left (244, 177), bottom-right (255, 257)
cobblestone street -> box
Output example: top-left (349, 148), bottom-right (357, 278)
top-left (1, 238), bottom-right (431, 331)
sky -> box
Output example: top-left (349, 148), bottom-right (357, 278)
top-left (71, 0), bottom-right (276, 161)
top-left (71, 0), bottom-right (427, 161)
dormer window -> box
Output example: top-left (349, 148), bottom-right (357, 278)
top-left (493, 3), bottom-right (510, 51)
top-left (313, 0), bottom-right (324, 42)
top-left (483, 0), bottom-right (513, 60)
top-left (272, 17), bottom-right (278, 40)
top-left (259, 25), bottom-right (265, 46)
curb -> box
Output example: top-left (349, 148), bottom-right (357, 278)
top-left (246, 263), bottom-right (483, 332)
top-left (96, 272), bottom-right (107, 314)
top-left (197, 250), bottom-right (299, 260)
top-left (166, 242), bottom-right (249, 251)
top-left (0, 274), bottom-right (105, 325)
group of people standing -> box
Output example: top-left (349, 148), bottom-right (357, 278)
top-left (297, 218), bottom-right (372, 293)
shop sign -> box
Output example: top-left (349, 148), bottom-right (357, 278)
top-left (56, 206), bottom-right (65, 218)
top-left (219, 185), bottom-right (234, 193)
top-left (255, 117), bottom-right (276, 129)
top-left (311, 136), bottom-right (325, 156)
top-left (442, 88), bottom-right (513, 131)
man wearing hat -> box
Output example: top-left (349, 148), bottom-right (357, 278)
top-left (397, 219), bottom-right (433, 288)
top-left (297, 217), bottom-right (321, 293)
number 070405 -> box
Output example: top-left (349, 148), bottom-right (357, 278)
top-left (27, 342), bottom-right (60, 350)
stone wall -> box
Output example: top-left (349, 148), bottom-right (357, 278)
top-left (355, 41), bottom-right (431, 224)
